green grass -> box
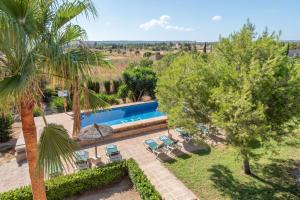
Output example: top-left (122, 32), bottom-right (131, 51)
top-left (164, 136), bottom-right (300, 200)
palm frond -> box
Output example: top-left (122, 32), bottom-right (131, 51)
top-left (58, 24), bottom-right (87, 45)
top-left (80, 87), bottom-right (110, 112)
top-left (52, 0), bottom-right (97, 31)
top-left (37, 123), bottom-right (77, 176)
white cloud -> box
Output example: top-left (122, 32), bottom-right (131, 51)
top-left (140, 15), bottom-right (193, 32)
top-left (212, 15), bottom-right (222, 22)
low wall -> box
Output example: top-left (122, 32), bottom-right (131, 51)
top-left (77, 116), bottom-right (168, 148)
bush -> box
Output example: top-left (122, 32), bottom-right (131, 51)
top-left (104, 80), bottom-right (111, 94)
top-left (0, 114), bottom-right (13, 143)
top-left (117, 83), bottom-right (129, 103)
top-left (87, 81), bottom-right (100, 93)
top-left (43, 88), bottom-right (57, 103)
top-left (127, 159), bottom-right (161, 200)
top-left (143, 52), bottom-right (152, 58)
top-left (97, 93), bottom-right (120, 105)
top-left (112, 79), bottom-right (121, 93)
top-left (33, 106), bottom-right (43, 117)
top-left (50, 97), bottom-right (72, 112)
top-left (0, 161), bottom-right (127, 200)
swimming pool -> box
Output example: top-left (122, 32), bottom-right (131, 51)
top-left (80, 101), bottom-right (165, 127)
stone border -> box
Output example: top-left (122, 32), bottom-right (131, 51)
top-left (77, 116), bottom-right (168, 147)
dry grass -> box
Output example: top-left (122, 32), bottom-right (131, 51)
top-left (90, 52), bottom-right (143, 81)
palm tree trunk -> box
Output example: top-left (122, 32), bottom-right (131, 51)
top-left (72, 75), bottom-right (81, 138)
top-left (20, 98), bottom-right (47, 200)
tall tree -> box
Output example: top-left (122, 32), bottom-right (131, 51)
top-left (212, 22), bottom-right (300, 175)
top-left (156, 22), bottom-right (300, 175)
top-left (120, 60), bottom-right (157, 102)
top-left (0, 0), bottom-right (97, 199)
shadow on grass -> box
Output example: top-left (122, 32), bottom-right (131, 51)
top-left (183, 139), bottom-right (212, 156)
top-left (157, 153), bottom-right (176, 164)
top-left (208, 159), bottom-right (300, 200)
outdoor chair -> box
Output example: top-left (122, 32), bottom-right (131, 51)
top-left (105, 144), bottom-right (122, 163)
top-left (159, 135), bottom-right (182, 152)
top-left (175, 127), bottom-right (192, 142)
top-left (144, 139), bottom-right (163, 157)
top-left (75, 150), bottom-right (90, 170)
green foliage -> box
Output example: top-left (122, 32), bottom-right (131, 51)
top-left (156, 21), bottom-right (300, 173)
top-left (121, 60), bottom-right (157, 101)
top-left (127, 159), bottom-right (161, 200)
top-left (87, 81), bottom-right (100, 93)
top-left (117, 83), bottom-right (129, 99)
top-left (140, 58), bottom-right (154, 67)
top-left (50, 97), bottom-right (72, 112)
top-left (211, 22), bottom-right (300, 163)
top-left (96, 93), bottom-right (120, 105)
top-left (33, 106), bottom-right (43, 117)
top-left (43, 88), bottom-right (57, 103)
top-left (143, 51), bottom-right (152, 58)
top-left (0, 161), bottom-right (127, 200)
top-left (156, 53), bottom-right (218, 134)
top-left (0, 114), bottom-right (13, 143)
top-left (104, 80), bottom-right (111, 94)
top-left (112, 79), bottom-right (121, 93)
top-left (38, 124), bottom-right (78, 175)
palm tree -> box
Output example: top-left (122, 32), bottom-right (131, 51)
top-left (63, 47), bottom-right (110, 138)
top-left (0, 0), bottom-right (98, 199)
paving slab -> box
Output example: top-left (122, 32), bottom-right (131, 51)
top-left (1, 128), bottom-right (200, 200)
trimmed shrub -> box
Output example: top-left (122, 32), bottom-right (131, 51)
top-left (112, 79), bottom-right (121, 93)
top-left (87, 81), bottom-right (100, 93)
top-left (96, 93), bottom-right (120, 105)
top-left (0, 161), bottom-right (127, 200)
top-left (127, 159), bottom-right (161, 200)
top-left (104, 80), bottom-right (111, 94)
top-left (0, 114), bottom-right (13, 143)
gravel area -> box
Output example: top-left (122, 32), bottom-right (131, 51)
top-left (65, 177), bottom-right (141, 200)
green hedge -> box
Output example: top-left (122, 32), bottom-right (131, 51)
top-left (96, 93), bottom-right (120, 105)
top-left (127, 159), bottom-right (161, 200)
top-left (0, 161), bottom-right (126, 200)
top-left (0, 159), bottom-right (161, 200)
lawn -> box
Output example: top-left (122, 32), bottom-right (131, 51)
top-left (164, 136), bottom-right (300, 200)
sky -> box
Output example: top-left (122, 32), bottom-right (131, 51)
top-left (75, 0), bottom-right (300, 41)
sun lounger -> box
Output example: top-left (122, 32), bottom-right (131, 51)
top-left (75, 150), bottom-right (90, 170)
top-left (175, 128), bottom-right (192, 142)
top-left (159, 135), bottom-right (181, 152)
top-left (144, 139), bottom-right (163, 157)
top-left (106, 144), bottom-right (122, 163)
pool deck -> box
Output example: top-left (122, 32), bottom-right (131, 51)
top-left (3, 129), bottom-right (200, 200)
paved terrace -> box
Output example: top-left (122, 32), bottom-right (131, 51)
top-left (4, 111), bottom-right (200, 200)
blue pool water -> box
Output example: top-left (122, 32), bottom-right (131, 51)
top-left (81, 101), bottom-right (165, 127)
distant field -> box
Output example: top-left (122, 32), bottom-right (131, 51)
top-left (90, 51), bottom-right (144, 81)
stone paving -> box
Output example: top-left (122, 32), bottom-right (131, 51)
top-left (1, 129), bottom-right (200, 200)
